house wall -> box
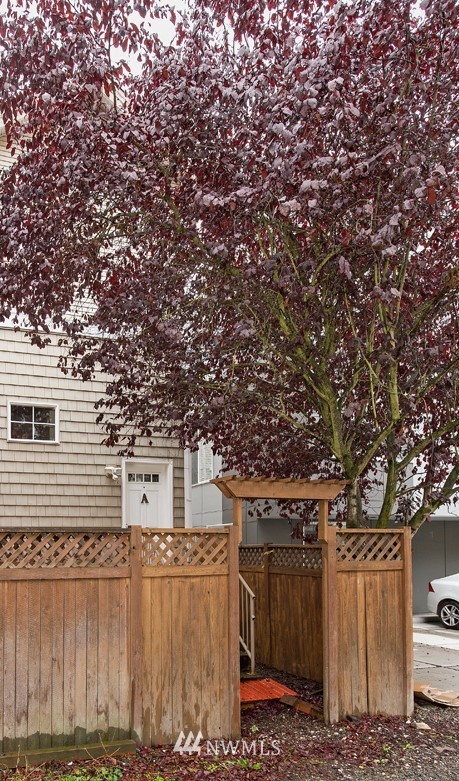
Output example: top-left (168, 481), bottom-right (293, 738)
top-left (192, 481), bottom-right (225, 527)
top-left (192, 467), bottom-right (301, 542)
top-left (0, 327), bottom-right (185, 527)
top-left (0, 134), bottom-right (11, 171)
top-left (191, 452), bottom-right (227, 527)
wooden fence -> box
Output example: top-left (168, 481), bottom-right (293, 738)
top-left (240, 527), bottom-right (413, 723)
top-left (239, 544), bottom-right (323, 682)
top-left (0, 526), bottom-right (240, 758)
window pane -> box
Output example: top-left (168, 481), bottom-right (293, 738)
top-left (144, 473), bottom-right (152, 482)
top-left (10, 421), bottom-right (33, 440)
top-left (11, 405), bottom-right (33, 423)
top-left (152, 474), bottom-right (159, 483)
top-left (136, 474), bottom-right (143, 482)
top-left (33, 424), bottom-right (55, 441)
top-left (128, 473), bottom-right (136, 482)
top-left (34, 407), bottom-right (55, 424)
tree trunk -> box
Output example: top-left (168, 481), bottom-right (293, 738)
top-left (346, 480), bottom-right (363, 528)
top-left (377, 455), bottom-right (398, 529)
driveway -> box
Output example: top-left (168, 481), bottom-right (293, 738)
top-left (413, 613), bottom-right (459, 691)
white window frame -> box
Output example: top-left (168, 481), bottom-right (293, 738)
top-left (7, 400), bottom-right (60, 444)
top-left (191, 442), bottom-right (214, 486)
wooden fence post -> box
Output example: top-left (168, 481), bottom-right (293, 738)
top-left (401, 527), bottom-right (414, 716)
top-left (322, 524), bottom-right (339, 724)
top-left (232, 498), bottom-right (243, 544)
top-left (130, 525), bottom-right (144, 743)
top-left (227, 525), bottom-right (241, 738)
top-left (263, 543), bottom-right (272, 665)
top-left (318, 499), bottom-right (329, 542)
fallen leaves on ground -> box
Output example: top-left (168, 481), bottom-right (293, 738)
top-left (2, 666), bottom-right (459, 781)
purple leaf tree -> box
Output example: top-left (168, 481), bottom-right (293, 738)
top-left (1, 0), bottom-right (458, 527)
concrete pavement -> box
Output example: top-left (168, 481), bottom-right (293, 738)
top-left (413, 614), bottom-right (459, 691)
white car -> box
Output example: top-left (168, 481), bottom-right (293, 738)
top-left (427, 573), bottom-right (459, 629)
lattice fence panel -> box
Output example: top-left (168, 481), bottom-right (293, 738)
top-left (142, 531), bottom-right (228, 567)
top-left (239, 546), bottom-right (264, 567)
top-left (0, 531), bottom-right (131, 568)
top-left (336, 532), bottom-right (402, 563)
top-left (269, 546), bottom-right (323, 570)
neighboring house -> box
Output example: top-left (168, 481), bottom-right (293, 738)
top-left (191, 444), bottom-right (317, 542)
top-left (0, 327), bottom-right (190, 529)
top-left (191, 442), bottom-right (459, 612)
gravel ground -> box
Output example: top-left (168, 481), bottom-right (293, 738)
top-left (237, 664), bottom-right (459, 780)
top-left (4, 665), bottom-right (459, 781)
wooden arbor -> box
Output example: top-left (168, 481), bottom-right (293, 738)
top-left (212, 476), bottom-right (414, 724)
top-left (211, 475), bottom-right (348, 543)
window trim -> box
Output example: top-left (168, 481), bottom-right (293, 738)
top-left (191, 442), bottom-right (214, 486)
top-left (7, 400), bottom-right (60, 444)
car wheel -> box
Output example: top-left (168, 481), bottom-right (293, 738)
top-left (439, 601), bottom-right (459, 629)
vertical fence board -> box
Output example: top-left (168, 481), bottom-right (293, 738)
top-left (141, 576), bottom-right (153, 747)
top-left (3, 583), bottom-right (16, 753)
top-left (74, 580), bottom-right (87, 746)
top-left (159, 576), bottom-right (173, 743)
top-left (402, 529), bottom-right (414, 716)
top-left (219, 572), bottom-right (231, 736)
top-left (0, 584), bottom-right (4, 752)
top-left (97, 578), bottom-right (109, 738)
top-left (27, 581), bottom-right (41, 749)
top-left (15, 581), bottom-right (29, 746)
top-left (39, 583), bottom-right (53, 748)
top-left (207, 574), bottom-right (222, 737)
top-left (85, 579), bottom-right (99, 742)
top-left (119, 579), bottom-right (131, 740)
top-left (336, 572), bottom-right (368, 715)
top-left (129, 525), bottom-right (143, 744)
top-left (227, 526), bottom-right (241, 739)
top-left (108, 579), bottom-right (120, 740)
top-left (171, 576), bottom-right (184, 738)
top-left (199, 577), bottom-right (211, 737)
top-left (63, 581), bottom-right (76, 745)
top-left (51, 580), bottom-right (64, 747)
top-left (183, 577), bottom-right (201, 735)
top-left (108, 580), bottom-right (120, 740)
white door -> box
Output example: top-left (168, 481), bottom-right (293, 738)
top-left (126, 466), bottom-right (171, 528)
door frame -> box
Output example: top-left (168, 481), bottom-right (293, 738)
top-left (121, 457), bottom-right (174, 528)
